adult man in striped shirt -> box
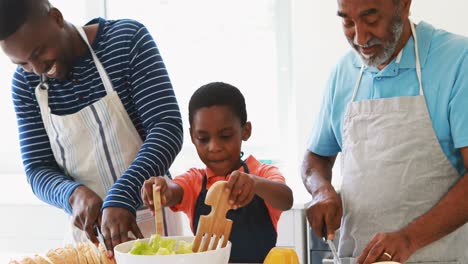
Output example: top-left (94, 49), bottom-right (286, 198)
top-left (0, 0), bottom-right (183, 256)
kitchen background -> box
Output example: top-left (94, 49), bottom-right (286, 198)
top-left (0, 0), bottom-right (466, 263)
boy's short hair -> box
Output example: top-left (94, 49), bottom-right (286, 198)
top-left (0, 0), bottom-right (50, 40)
top-left (189, 82), bottom-right (247, 126)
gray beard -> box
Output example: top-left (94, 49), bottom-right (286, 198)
top-left (353, 16), bottom-right (404, 67)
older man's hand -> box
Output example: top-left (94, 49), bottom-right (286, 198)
top-left (306, 186), bottom-right (342, 240)
top-left (357, 231), bottom-right (417, 264)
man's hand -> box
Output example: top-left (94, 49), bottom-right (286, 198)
top-left (357, 231), bottom-right (416, 264)
top-left (306, 186), bottom-right (342, 240)
top-left (69, 186), bottom-right (103, 244)
top-left (225, 170), bottom-right (256, 209)
top-left (101, 207), bottom-right (143, 258)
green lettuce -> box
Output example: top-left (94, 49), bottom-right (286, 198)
top-left (129, 235), bottom-right (194, 255)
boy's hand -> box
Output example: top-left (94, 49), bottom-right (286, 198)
top-left (141, 176), bottom-right (168, 215)
top-left (225, 170), bottom-right (257, 209)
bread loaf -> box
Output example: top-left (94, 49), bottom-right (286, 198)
top-left (8, 242), bottom-right (116, 264)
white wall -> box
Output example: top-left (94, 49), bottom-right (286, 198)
top-left (411, 0), bottom-right (468, 36)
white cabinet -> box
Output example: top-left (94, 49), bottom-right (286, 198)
top-left (276, 205), bottom-right (307, 264)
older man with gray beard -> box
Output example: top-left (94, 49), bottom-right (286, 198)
top-left (302, 0), bottom-right (468, 263)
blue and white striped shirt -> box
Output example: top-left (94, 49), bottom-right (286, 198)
top-left (11, 18), bottom-right (183, 215)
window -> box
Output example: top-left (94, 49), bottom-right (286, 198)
top-left (0, 50), bottom-right (20, 173)
top-left (106, 0), bottom-right (293, 172)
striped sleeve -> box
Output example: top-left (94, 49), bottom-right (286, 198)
top-left (102, 23), bottom-right (183, 213)
top-left (12, 71), bottom-right (82, 214)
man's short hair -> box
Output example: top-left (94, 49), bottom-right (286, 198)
top-left (188, 82), bottom-right (247, 126)
top-left (0, 0), bottom-right (50, 40)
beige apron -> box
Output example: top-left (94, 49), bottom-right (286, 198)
top-left (35, 25), bottom-right (182, 244)
top-left (338, 22), bottom-right (468, 264)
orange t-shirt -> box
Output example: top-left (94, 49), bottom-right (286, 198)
top-left (171, 155), bottom-right (286, 233)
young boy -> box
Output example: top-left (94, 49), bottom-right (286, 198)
top-left (141, 82), bottom-right (293, 263)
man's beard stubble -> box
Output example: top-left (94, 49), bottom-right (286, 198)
top-left (350, 15), bottom-right (404, 67)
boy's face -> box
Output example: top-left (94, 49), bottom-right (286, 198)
top-left (190, 105), bottom-right (251, 176)
top-left (0, 8), bottom-right (74, 80)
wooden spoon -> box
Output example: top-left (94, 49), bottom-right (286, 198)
top-left (153, 184), bottom-right (165, 236)
top-left (192, 180), bottom-right (233, 252)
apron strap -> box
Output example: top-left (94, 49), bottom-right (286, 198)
top-left (410, 22), bottom-right (424, 96)
top-left (351, 65), bottom-right (365, 102)
top-left (396, 48), bottom-right (403, 63)
top-left (351, 21), bottom-right (424, 102)
top-left (241, 160), bottom-right (249, 174)
top-left (74, 25), bottom-right (114, 95)
top-left (35, 75), bottom-right (52, 129)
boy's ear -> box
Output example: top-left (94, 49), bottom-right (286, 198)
top-left (242, 121), bottom-right (252, 141)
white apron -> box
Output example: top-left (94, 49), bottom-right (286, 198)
top-left (338, 22), bottom-right (468, 264)
top-left (35, 25), bottom-right (182, 243)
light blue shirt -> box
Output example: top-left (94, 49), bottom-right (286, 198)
top-left (308, 21), bottom-right (468, 175)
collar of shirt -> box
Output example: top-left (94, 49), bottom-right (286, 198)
top-left (205, 155), bottom-right (261, 180)
top-left (351, 21), bottom-right (435, 77)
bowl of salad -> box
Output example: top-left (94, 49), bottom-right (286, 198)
top-left (114, 235), bottom-right (231, 264)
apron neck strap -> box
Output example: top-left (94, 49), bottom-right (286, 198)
top-left (396, 48), bottom-right (403, 64)
top-left (74, 25), bottom-right (114, 94)
top-left (410, 22), bottom-right (424, 96)
top-left (351, 21), bottom-right (424, 102)
top-left (241, 160), bottom-right (249, 174)
top-left (351, 65), bottom-right (365, 101)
